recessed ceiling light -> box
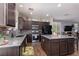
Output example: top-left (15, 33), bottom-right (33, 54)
top-left (46, 14), bottom-right (49, 16)
top-left (30, 12), bottom-right (32, 15)
top-left (19, 5), bottom-right (23, 7)
top-left (57, 3), bottom-right (61, 7)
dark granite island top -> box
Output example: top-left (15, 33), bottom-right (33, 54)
top-left (41, 35), bottom-right (75, 56)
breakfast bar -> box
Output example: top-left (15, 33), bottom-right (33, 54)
top-left (41, 35), bottom-right (75, 56)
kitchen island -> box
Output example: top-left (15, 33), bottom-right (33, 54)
top-left (0, 31), bottom-right (31, 56)
top-left (0, 35), bottom-right (26, 56)
top-left (41, 35), bottom-right (75, 56)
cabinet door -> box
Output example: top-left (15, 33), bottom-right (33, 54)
top-left (23, 21), bottom-right (32, 30)
top-left (41, 37), bottom-right (51, 55)
top-left (18, 17), bottom-right (24, 30)
top-left (45, 39), bottom-right (50, 55)
top-left (59, 39), bottom-right (68, 55)
top-left (27, 34), bottom-right (32, 43)
top-left (41, 37), bottom-right (45, 50)
top-left (6, 3), bottom-right (16, 27)
top-left (68, 39), bottom-right (74, 54)
top-left (51, 39), bottom-right (59, 56)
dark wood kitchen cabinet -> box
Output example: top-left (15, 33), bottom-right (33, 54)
top-left (41, 36), bottom-right (75, 56)
top-left (18, 17), bottom-right (32, 31)
top-left (67, 39), bottom-right (74, 54)
top-left (50, 40), bottom-right (60, 56)
top-left (41, 37), bottom-right (51, 55)
top-left (59, 39), bottom-right (68, 55)
top-left (23, 21), bottom-right (32, 30)
top-left (18, 17), bottom-right (25, 30)
top-left (6, 3), bottom-right (16, 27)
top-left (27, 34), bottom-right (32, 43)
top-left (32, 21), bottom-right (49, 30)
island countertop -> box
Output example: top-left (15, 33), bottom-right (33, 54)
top-left (41, 35), bottom-right (75, 40)
top-left (0, 35), bottom-right (26, 48)
top-left (0, 30), bottom-right (32, 48)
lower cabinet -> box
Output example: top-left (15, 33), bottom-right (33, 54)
top-left (41, 37), bottom-right (75, 56)
top-left (50, 40), bottom-right (59, 56)
top-left (59, 39), bottom-right (68, 55)
top-left (27, 34), bottom-right (32, 43)
top-left (41, 37), bottom-right (51, 55)
top-left (44, 39), bottom-right (50, 55)
top-left (68, 39), bottom-right (74, 54)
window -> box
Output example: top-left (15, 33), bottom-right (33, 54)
top-left (52, 22), bottom-right (61, 34)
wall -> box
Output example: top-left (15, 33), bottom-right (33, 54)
top-left (14, 9), bottom-right (19, 30)
top-left (0, 3), bottom-right (5, 25)
top-left (49, 18), bottom-right (54, 34)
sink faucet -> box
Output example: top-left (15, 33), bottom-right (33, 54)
top-left (9, 28), bottom-right (15, 38)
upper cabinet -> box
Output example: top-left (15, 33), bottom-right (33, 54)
top-left (18, 17), bottom-right (24, 30)
top-left (6, 3), bottom-right (16, 27)
top-left (0, 3), bottom-right (16, 27)
top-left (18, 17), bottom-right (32, 31)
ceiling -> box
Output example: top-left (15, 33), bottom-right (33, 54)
top-left (16, 3), bottom-right (79, 22)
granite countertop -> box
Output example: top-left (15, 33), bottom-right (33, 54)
top-left (41, 35), bottom-right (75, 40)
top-left (0, 35), bottom-right (26, 48)
top-left (0, 30), bottom-right (32, 48)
